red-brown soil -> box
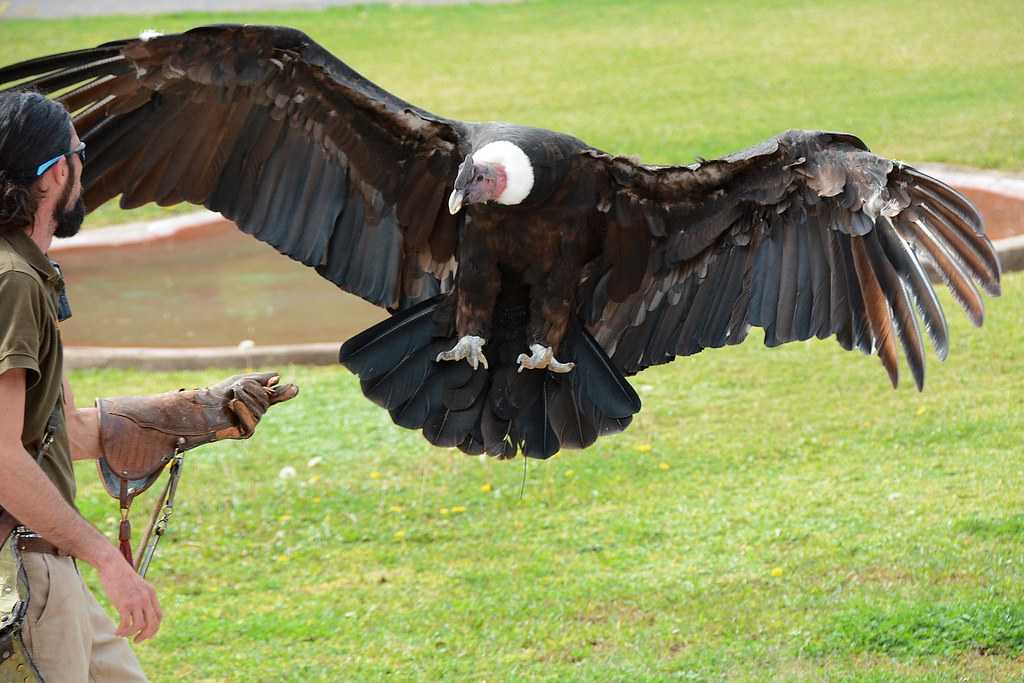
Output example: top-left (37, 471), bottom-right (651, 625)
top-left (958, 188), bottom-right (1023, 241)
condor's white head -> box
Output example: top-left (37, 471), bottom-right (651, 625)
top-left (447, 140), bottom-right (534, 214)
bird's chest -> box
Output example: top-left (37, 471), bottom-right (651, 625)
top-left (469, 213), bottom-right (574, 282)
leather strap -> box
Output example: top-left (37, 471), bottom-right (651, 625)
top-left (14, 532), bottom-right (70, 558)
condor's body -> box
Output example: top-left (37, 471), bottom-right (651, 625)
top-left (454, 126), bottom-right (605, 356)
top-left (2, 24), bottom-right (1000, 458)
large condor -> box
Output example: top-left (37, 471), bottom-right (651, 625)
top-left (0, 25), bottom-right (1001, 458)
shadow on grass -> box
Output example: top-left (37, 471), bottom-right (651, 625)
top-left (817, 601), bottom-right (1024, 657)
top-left (954, 515), bottom-right (1024, 539)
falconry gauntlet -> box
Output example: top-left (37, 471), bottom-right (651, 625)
top-left (96, 372), bottom-right (298, 495)
top-left (96, 372), bottom-right (298, 567)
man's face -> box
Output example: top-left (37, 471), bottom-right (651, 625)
top-left (52, 127), bottom-right (86, 239)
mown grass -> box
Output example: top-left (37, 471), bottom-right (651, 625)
top-left (0, 0), bottom-right (1021, 227)
top-left (64, 272), bottom-right (1023, 682)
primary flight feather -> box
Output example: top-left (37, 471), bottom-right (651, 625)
top-left (0, 25), bottom-right (1001, 458)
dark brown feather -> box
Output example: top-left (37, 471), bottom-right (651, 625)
top-left (916, 202), bottom-right (1000, 295)
top-left (58, 74), bottom-right (131, 114)
top-left (2, 56), bottom-right (129, 95)
top-left (862, 231), bottom-right (926, 390)
top-left (852, 237), bottom-right (899, 387)
top-left (605, 193), bottom-right (651, 300)
top-left (584, 130), bottom-right (997, 392)
top-left (773, 220), bottom-right (800, 343)
top-left (898, 211), bottom-right (985, 326)
top-left (0, 25), bottom-right (470, 311)
top-left (875, 218), bottom-right (949, 360)
top-left (0, 46), bottom-right (123, 84)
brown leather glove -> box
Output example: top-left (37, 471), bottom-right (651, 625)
top-left (94, 372), bottom-right (298, 569)
top-left (206, 372), bottom-right (300, 439)
top-left (97, 372), bottom-right (299, 487)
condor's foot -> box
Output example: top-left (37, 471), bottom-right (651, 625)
top-left (436, 335), bottom-right (489, 370)
top-left (516, 344), bottom-right (575, 374)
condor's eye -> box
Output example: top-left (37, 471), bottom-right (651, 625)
top-left (475, 174), bottom-right (484, 182)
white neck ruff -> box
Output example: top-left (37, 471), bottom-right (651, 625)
top-left (472, 141), bottom-right (534, 206)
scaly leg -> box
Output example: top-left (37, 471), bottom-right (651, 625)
top-left (438, 238), bottom-right (498, 370)
top-left (519, 244), bottom-right (582, 374)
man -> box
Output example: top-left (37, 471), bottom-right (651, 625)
top-left (0, 91), bottom-right (296, 681)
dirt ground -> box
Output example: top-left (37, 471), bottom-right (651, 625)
top-left (959, 188), bottom-right (1023, 241)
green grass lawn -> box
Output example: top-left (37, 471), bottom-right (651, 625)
top-left (1, 0), bottom-right (1022, 227)
top-left (4, 0), bottom-right (1023, 680)
top-left (65, 271), bottom-right (1023, 682)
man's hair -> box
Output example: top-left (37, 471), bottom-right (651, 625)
top-left (0, 91), bottom-right (72, 235)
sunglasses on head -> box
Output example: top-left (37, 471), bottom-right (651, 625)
top-left (35, 140), bottom-right (86, 177)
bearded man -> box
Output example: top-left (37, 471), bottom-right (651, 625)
top-left (0, 91), bottom-right (297, 681)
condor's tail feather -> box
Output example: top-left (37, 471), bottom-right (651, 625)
top-left (339, 297), bottom-right (641, 459)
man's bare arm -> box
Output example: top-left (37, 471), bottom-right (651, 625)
top-left (63, 375), bottom-right (101, 461)
top-left (0, 368), bottom-right (161, 641)
top-left (2, 369), bottom-right (111, 559)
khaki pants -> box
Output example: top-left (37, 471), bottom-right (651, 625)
top-left (20, 552), bottom-right (148, 683)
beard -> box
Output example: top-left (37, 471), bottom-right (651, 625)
top-left (52, 178), bottom-right (86, 239)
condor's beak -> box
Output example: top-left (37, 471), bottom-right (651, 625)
top-left (448, 189), bottom-right (464, 215)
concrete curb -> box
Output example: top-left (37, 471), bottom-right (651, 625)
top-left (61, 166), bottom-right (1023, 370)
top-left (64, 342), bottom-right (340, 371)
top-left (996, 235), bottom-right (1024, 274)
top-left (63, 236), bottom-right (1024, 371)
top-left (917, 164), bottom-right (1024, 199)
top-left (51, 210), bottom-right (224, 254)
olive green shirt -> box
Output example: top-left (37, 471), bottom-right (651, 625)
top-left (0, 229), bottom-right (75, 507)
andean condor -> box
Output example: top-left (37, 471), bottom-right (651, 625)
top-left (0, 25), bottom-right (1001, 459)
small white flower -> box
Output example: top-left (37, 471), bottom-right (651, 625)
top-left (307, 456), bottom-right (323, 468)
top-left (278, 466), bottom-right (297, 480)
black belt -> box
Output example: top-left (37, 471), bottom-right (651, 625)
top-left (14, 530), bottom-right (70, 558)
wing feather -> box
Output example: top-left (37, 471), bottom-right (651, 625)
top-left (875, 217), bottom-right (949, 359)
top-left (862, 230), bottom-right (927, 390)
top-left (772, 218), bottom-right (801, 346)
top-left (581, 130), bottom-right (1000, 388)
top-left (0, 46), bottom-right (124, 83)
top-left (0, 25), bottom-right (470, 310)
top-left (804, 213), bottom-right (832, 338)
top-left (852, 236), bottom-right (900, 387)
top-left (898, 211), bottom-right (985, 326)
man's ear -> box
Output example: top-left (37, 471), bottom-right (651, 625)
top-left (54, 155), bottom-right (70, 184)
top-left (37, 156), bottom-right (68, 193)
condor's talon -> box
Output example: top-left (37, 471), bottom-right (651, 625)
top-left (516, 344), bottom-right (575, 374)
top-left (517, 344), bottom-right (551, 372)
top-left (436, 335), bottom-right (489, 370)
top-left (547, 357), bottom-right (575, 373)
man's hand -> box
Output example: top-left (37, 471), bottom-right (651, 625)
top-left (96, 550), bottom-right (162, 643)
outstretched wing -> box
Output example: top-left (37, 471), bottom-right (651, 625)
top-left (0, 25), bottom-right (468, 309)
top-left (580, 130), bottom-right (1001, 389)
